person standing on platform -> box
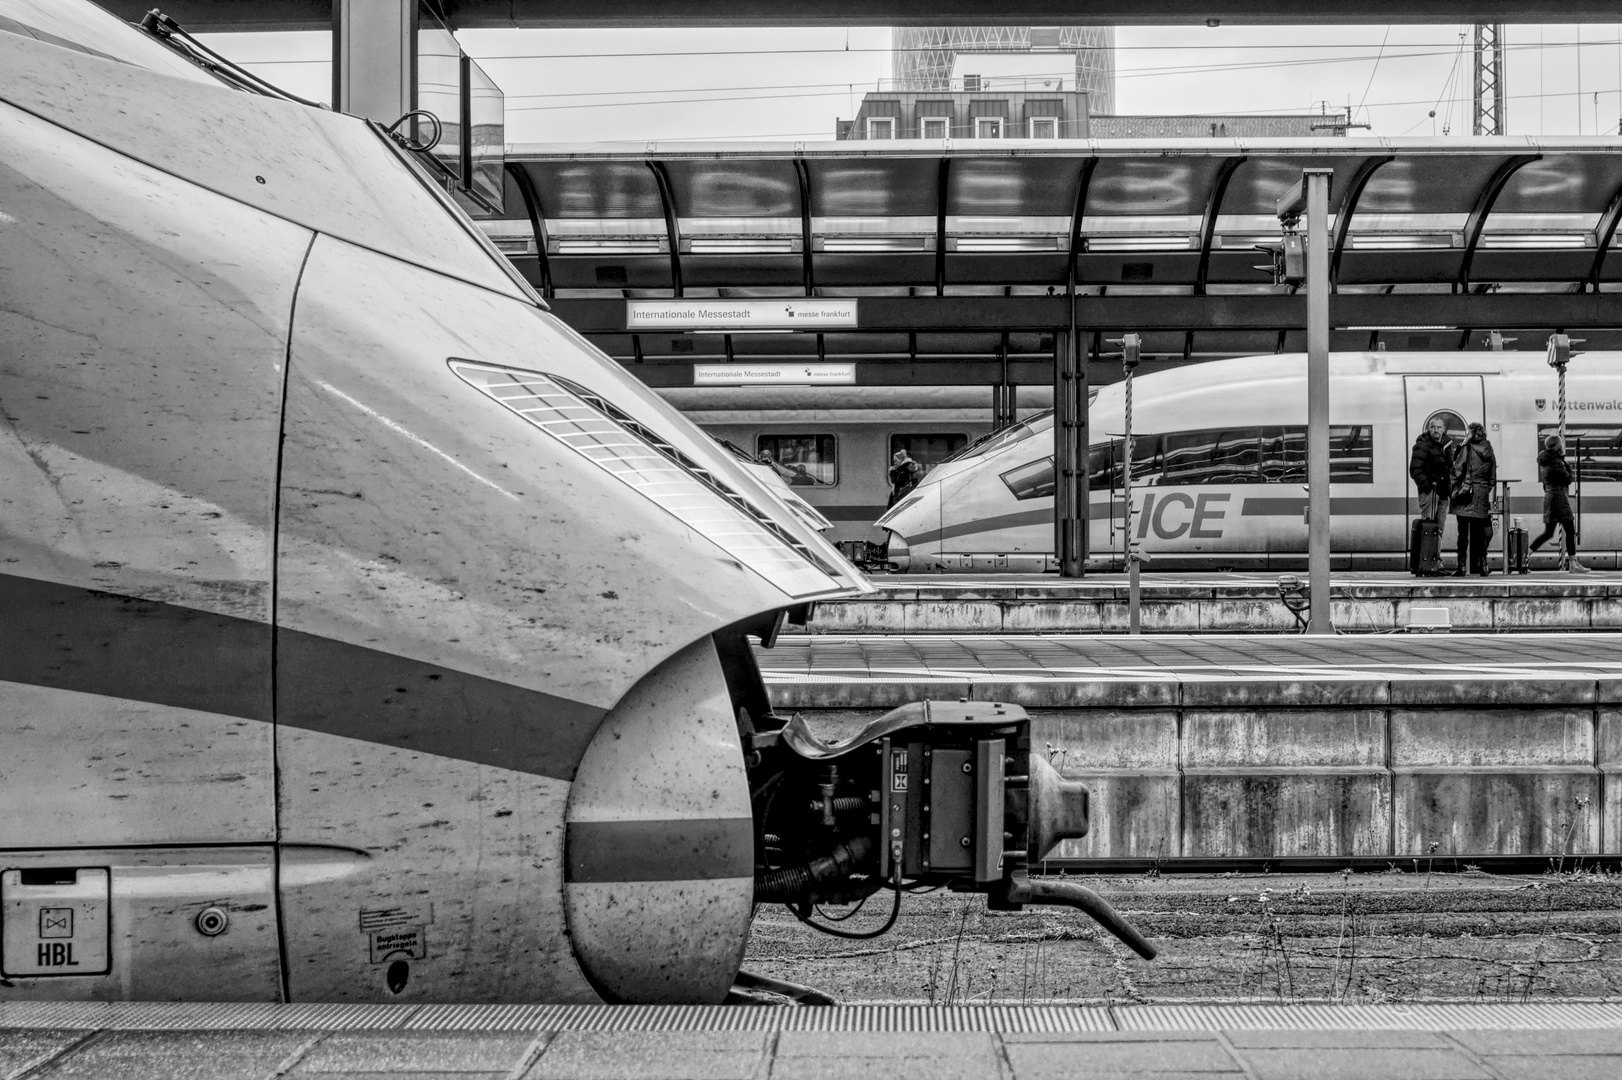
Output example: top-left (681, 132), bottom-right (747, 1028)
top-left (1410, 415), bottom-right (1452, 520)
top-left (1449, 421), bottom-right (1497, 576)
top-left (1531, 434), bottom-right (1588, 573)
top-left (887, 449), bottom-right (923, 508)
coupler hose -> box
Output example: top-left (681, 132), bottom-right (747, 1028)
top-left (1007, 873), bottom-right (1159, 960)
top-left (754, 835), bottom-right (874, 902)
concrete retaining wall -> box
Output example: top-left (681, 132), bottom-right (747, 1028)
top-left (778, 676), bottom-right (1621, 861)
top-left (811, 581), bottom-right (1622, 635)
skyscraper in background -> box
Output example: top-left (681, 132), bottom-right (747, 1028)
top-left (891, 26), bottom-right (1116, 115)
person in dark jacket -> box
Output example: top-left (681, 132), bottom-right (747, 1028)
top-left (1449, 421), bottom-right (1497, 576)
top-left (887, 449), bottom-right (924, 507)
top-left (1409, 415), bottom-right (1452, 525)
top-left (1531, 434), bottom-right (1588, 572)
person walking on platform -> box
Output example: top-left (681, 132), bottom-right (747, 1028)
top-left (1449, 421), bottom-right (1497, 576)
top-left (1408, 416), bottom-right (1451, 575)
top-left (1531, 434), bottom-right (1588, 573)
top-left (887, 449), bottom-right (924, 508)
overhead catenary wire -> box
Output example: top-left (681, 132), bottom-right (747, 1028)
top-left (234, 38), bottom-right (1622, 66)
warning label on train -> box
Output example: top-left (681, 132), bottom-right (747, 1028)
top-left (626, 299), bottom-right (858, 330)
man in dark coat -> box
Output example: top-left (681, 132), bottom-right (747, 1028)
top-left (1449, 421), bottom-right (1497, 575)
top-left (1531, 434), bottom-right (1588, 572)
top-left (1409, 415), bottom-right (1452, 525)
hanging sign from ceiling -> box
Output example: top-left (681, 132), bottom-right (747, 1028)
top-left (692, 363), bottom-right (857, 386)
top-left (626, 298), bottom-right (859, 331)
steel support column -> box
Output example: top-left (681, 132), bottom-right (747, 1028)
top-left (332, 0), bottom-right (415, 122)
top-left (1303, 169), bottom-right (1334, 634)
top-left (1054, 326), bottom-right (1084, 578)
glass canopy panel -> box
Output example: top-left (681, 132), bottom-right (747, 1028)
top-left (521, 161), bottom-right (664, 218)
top-left (1084, 156), bottom-right (1234, 217)
top-left (1220, 157), bottom-right (1362, 216)
top-left (807, 157), bottom-right (942, 217)
top-left (946, 157), bottom-right (1081, 218)
top-left (1354, 155), bottom-right (1510, 215)
top-left (1491, 155), bottom-right (1622, 216)
top-left (660, 158), bottom-right (801, 218)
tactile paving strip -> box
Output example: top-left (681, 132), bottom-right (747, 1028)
top-left (3, 1001), bottom-right (1620, 1033)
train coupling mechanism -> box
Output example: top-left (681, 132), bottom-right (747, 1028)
top-left (835, 539), bottom-right (900, 573)
top-left (742, 700), bottom-right (1157, 958)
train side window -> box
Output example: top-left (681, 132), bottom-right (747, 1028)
top-left (756, 434), bottom-right (837, 486)
top-left (1539, 425), bottom-right (1622, 482)
top-left (1329, 425), bottom-right (1374, 483)
top-left (1087, 426), bottom-right (1372, 487)
top-left (1000, 457), bottom-right (1055, 501)
top-left (891, 433), bottom-right (967, 475)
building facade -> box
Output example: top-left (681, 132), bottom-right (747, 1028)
top-left (836, 96), bottom-right (1351, 140)
top-left (892, 26), bottom-right (1116, 116)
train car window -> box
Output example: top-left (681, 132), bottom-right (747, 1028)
top-left (1085, 425), bottom-right (1373, 488)
top-left (756, 434), bottom-right (837, 486)
top-left (891, 433), bottom-right (968, 474)
top-left (1000, 457), bottom-right (1055, 501)
top-left (1329, 425), bottom-right (1374, 483)
top-left (1540, 425), bottom-right (1622, 483)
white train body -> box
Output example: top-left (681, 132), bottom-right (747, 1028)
top-left (878, 352), bottom-right (1622, 572)
top-left (0, 1), bottom-right (875, 1006)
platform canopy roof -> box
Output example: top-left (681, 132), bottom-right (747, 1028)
top-left (483, 138), bottom-right (1622, 379)
top-left (106, 0), bottom-right (1619, 29)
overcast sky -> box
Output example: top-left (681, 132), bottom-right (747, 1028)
top-left (205, 23), bottom-right (1622, 143)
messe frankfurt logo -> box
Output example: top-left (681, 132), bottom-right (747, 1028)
top-left (1536, 398), bottom-right (1547, 411)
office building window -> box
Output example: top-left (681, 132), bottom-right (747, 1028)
top-left (867, 117), bottom-right (895, 140)
top-left (1029, 117), bottom-right (1058, 139)
top-left (920, 116), bottom-right (949, 139)
top-left (974, 116), bottom-right (1003, 139)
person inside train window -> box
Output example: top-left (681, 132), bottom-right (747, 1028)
top-left (1449, 421), bottom-right (1497, 576)
top-left (888, 449), bottom-right (924, 507)
top-left (757, 449), bottom-right (796, 482)
top-left (1532, 434), bottom-right (1589, 573)
top-left (1409, 415), bottom-right (1452, 526)
top-left (757, 435), bottom-right (836, 485)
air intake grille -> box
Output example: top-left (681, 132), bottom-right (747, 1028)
top-left (451, 359), bottom-right (842, 597)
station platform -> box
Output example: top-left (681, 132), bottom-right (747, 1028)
top-left (809, 570), bottom-right (1622, 634)
top-left (757, 633), bottom-right (1622, 863)
top-left (2, 1000), bottom-right (1621, 1079)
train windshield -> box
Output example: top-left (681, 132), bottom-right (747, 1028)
top-left (0, 0), bottom-right (229, 86)
top-left (942, 409), bottom-right (1054, 463)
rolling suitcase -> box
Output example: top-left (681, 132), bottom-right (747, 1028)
top-left (1508, 526), bottom-right (1530, 574)
top-left (1411, 519), bottom-right (1445, 576)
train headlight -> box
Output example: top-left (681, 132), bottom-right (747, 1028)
top-left (451, 359), bottom-right (841, 597)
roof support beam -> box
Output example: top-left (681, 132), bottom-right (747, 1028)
top-left (1457, 154), bottom-right (1539, 292)
top-left (646, 159), bottom-right (683, 298)
top-left (108, 1), bottom-right (1622, 32)
top-left (1065, 158), bottom-right (1099, 289)
top-left (505, 163), bottom-right (553, 299)
top-left (794, 157), bottom-right (815, 297)
top-left (934, 158), bottom-right (951, 298)
top-left (1194, 155), bottom-right (1246, 296)
top-left (1329, 154), bottom-right (1393, 290)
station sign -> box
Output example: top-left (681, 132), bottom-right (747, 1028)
top-left (693, 363), bottom-right (857, 386)
top-left (626, 299), bottom-right (859, 331)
